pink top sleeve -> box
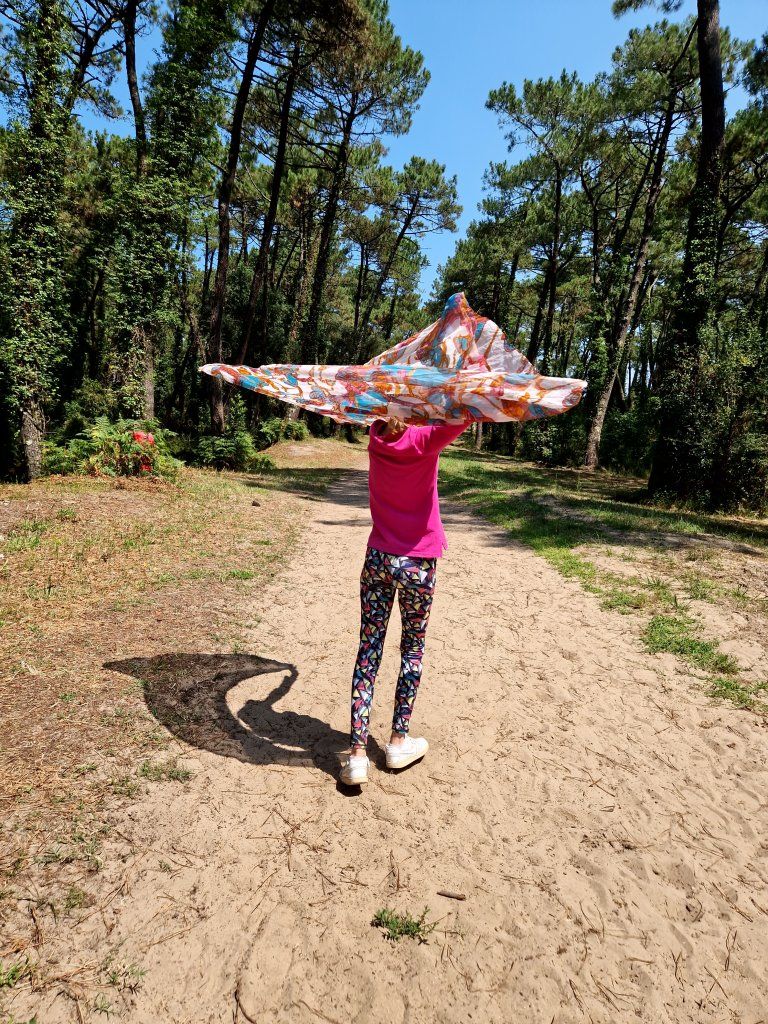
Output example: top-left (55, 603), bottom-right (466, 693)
top-left (411, 419), bottom-right (469, 455)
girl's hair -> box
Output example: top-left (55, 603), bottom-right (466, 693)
top-left (387, 416), bottom-right (406, 433)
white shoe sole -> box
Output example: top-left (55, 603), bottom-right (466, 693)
top-left (386, 741), bottom-right (428, 771)
top-left (340, 772), bottom-right (368, 786)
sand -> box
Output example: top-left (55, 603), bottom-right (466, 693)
top-left (19, 458), bottom-right (768, 1023)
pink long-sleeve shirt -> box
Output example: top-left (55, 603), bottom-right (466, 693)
top-left (366, 420), bottom-right (468, 559)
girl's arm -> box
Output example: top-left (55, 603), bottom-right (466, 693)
top-left (413, 417), bottom-right (471, 455)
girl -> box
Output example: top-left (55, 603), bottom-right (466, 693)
top-left (340, 415), bottom-right (469, 786)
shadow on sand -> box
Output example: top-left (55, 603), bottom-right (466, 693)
top-left (105, 652), bottom-right (379, 785)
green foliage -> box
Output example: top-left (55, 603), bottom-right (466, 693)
top-left (643, 614), bottom-right (739, 675)
top-left (59, 381), bottom-right (120, 438)
top-left (371, 907), bottom-right (435, 942)
top-left (0, 0), bottom-right (72, 478)
top-left (709, 676), bottom-right (768, 712)
top-left (138, 759), bottom-right (192, 783)
top-left (42, 418), bottom-right (181, 480)
top-left (255, 416), bottom-right (310, 448)
top-left (194, 432), bottom-right (275, 472)
top-left (600, 400), bottom-right (659, 474)
top-left (0, 956), bottom-right (33, 988)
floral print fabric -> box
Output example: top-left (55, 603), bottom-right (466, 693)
top-left (350, 548), bottom-right (437, 748)
top-left (200, 292), bottom-right (587, 426)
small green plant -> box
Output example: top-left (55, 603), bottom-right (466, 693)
top-left (103, 959), bottom-right (145, 992)
top-left (64, 885), bottom-right (89, 911)
top-left (601, 587), bottom-right (648, 613)
top-left (709, 676), bottom-right (768, 710)
top-left (226, 569), bottom-right (256, 580)
top-left (109, 775), bottom-right (141, 798)
top-left (255, 414), bottom-right (310, 447)
top-left (93, 993), bottom-right (113, 1016)
top-left (371, 907), bottom-right (435, 943)
top-left (643, 615), bottom-right (739, 675)
top-left (684, 572), bottom-right (717, 601)
top-left (0, 957), bottom-right (33, 988)
top-left (139, 759), bottom-right (192, 783)
top-left (4, 518), bottom-right (50, 552)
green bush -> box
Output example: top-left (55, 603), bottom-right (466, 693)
top-left (717, 431), bottom-right (768, 514)
top-left (194, 431), bottom-right (275, 472)
top-left (518, 415), bottom-right (587, 467)
top-left (255, 415), bottom-right (309, 448)
top-left (282, 418), bottom-right (310, 442)
top-left (601, 399), bottom-right (659, 474)
top-left (42, 418), bottom-right (181, 480)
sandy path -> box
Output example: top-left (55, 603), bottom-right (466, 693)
top-left (29, 460), bottom-right (768, 1024)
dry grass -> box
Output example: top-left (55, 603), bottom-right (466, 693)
top-left (0, 442), bottom-right (356, 975)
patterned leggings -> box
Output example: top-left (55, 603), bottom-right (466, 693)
top-left (350, 547), bottom-right (437, 749)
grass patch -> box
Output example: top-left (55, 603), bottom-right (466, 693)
top-left (108, 775), bottom-right (141, 798)
top-left (138, 759), bottom-right (192, 783)
top-left (684, 572), bottom-right (718, 601)
top-left (643, 615), bottom-right (739, 675)
top-left (3, 517), bottom-right (51, 553)
top-left (371, 907), bottom-right (435, 943)
top-left (0, 957), bottom-right (33, 988)
top-left (102, 958), bottom-right (145, 992)
top-left (225, 569), bottom-right (257, 581)
top-left (63, 885), bottom-right (90, 911)
top-left (708, 676), bottom-right (768, 711)
top-left (601, 588), bottom-right (649, 613)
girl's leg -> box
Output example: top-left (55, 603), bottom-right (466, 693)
top-left (391, 559), bottom-right (437, 740)
top-left (350, 550), bottom-right (396, 752)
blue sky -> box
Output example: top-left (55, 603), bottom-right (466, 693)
top-left (69, 0), bottom-right (766, 296)
top-left (382, 0), bottom-right (767, 296)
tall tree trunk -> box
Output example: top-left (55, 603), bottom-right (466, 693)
top-left (584, 91), bottom-right (676, 469)
top-left (123, 0), bottom-right (157, 419)
top-left (503, 252), bottom-right (519, 315)
top-left (541, 171), bottom-right (562, 373)
top-left (286, 218), bottom-right (319, 363)
top-left (8, 0), bottom-right (69, 480)
top-left (301, 105), bottom-right (356, 363)
top-left (123, 0), bottom-right (147, 176)
top-left (356, 203), bottom-right (418, 359)
top-left (527, 262), bottom-right (552, 365)
top-left (353, 243), bottom-right (367, 333)
top-left (20, 405), bottom-right (45, 480)
top-left (240, 45), bottom-right (300, 363)
top-left (207, 0), bottom-right (275, 432)
top-left (383, 283), bottom-right (399, 342)
top-left (649, 0), bottom-right (726, 499)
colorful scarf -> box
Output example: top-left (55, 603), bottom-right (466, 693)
top-left (199, 292), bottom-right (586, 425)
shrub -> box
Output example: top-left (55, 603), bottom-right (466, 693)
top-left (255, 414), bottom-right (309, 448)
top-left (282, 418), bottom-right (310, 442)
top-left (59, 381), bottom-right (119, 439)
top-left (42, 418), bottom-right (181, 480)
top-left (194, 431), bottom-right (275, 472)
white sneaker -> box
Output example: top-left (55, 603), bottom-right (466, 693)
top-left (385, 736), bottom-right (428, 771)
top-left (340, 754), bottom-right (369, 786)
